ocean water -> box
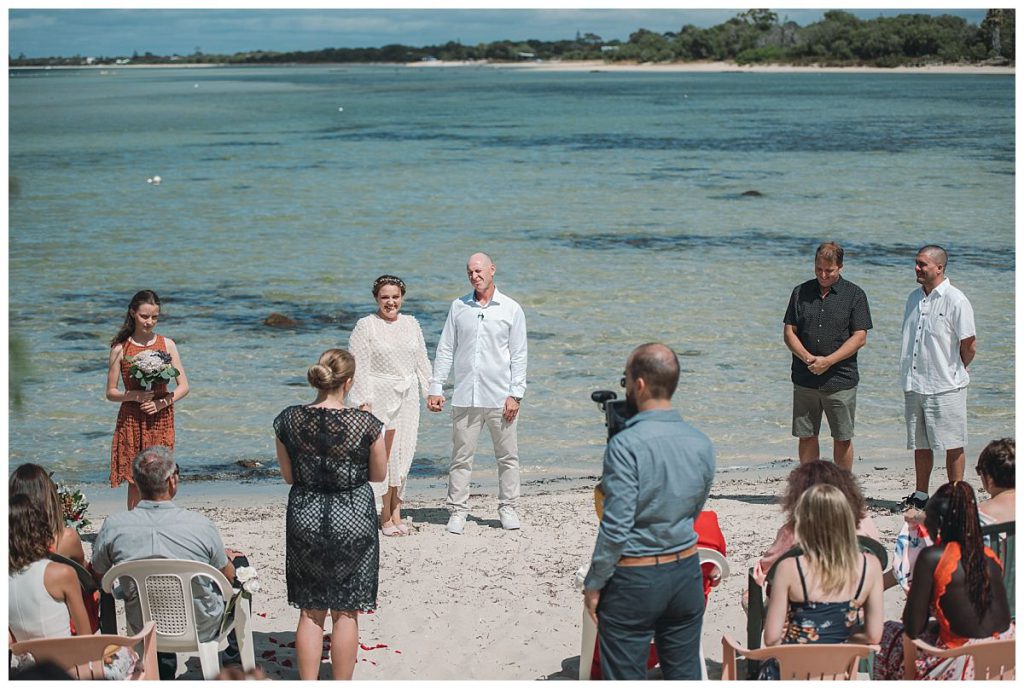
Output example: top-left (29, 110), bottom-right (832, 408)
top-left (8, 65), bottom-right (1015, 495)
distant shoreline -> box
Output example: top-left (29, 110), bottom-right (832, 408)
top-left (409, 58), bottom-right (1015, 75)
top-left (10, 59), bottom-right (1014, 75)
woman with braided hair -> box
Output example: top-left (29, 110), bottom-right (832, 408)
top-left (873, 481), bottom-right (1013, 680)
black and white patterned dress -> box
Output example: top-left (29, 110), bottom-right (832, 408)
top-left (274, 405), bottom-right (383, 611)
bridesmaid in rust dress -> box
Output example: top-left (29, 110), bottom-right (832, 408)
top-left (106, 290), bottom-right (189, 509)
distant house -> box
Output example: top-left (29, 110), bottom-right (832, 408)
top-left (516, 51), bottom-right (535, 59)
top-left (114, 58), bottom-right (131, 65)
top-left (85, 57), bottom-right (95, 65)
top-left (601, 45), bottom-right (619, 53)
top-left (420, 55), bottom-right (438, 62)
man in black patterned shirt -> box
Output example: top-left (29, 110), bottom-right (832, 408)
top-left (783, 242), bottom-right (872, 471)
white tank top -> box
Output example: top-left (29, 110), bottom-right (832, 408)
top-left (8, 559), bottom-right (71, 641)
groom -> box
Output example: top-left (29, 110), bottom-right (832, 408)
top-left (427, 252), bottom-right (528, 534)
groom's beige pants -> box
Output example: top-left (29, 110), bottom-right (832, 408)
top-left (445, 406), bottom-right (520, 516)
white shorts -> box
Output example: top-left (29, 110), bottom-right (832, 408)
top-left (904, 388), bottom-right (967, 453)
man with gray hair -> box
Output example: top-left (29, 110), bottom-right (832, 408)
top-left (91, 446), bottom-right (249, 678)
top-left (898, 245), bottom-right (976, 512)
top-left (428, 252), bottom-right (528, 534)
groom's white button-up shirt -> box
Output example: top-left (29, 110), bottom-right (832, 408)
top-left (429, 287), bottom-right (527, 408)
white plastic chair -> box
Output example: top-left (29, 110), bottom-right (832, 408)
top-left (100, 558), bottom-right (255, 679)
top-left (574, 547), bottom-right (730, 680)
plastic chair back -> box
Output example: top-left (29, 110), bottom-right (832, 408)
top-left (981, 521), bottom-right (1015, 620)
top-left (10, 621), bottom-right (158, 680)
top-left (697, 548), bottom-right (730, 680)
top-left (903, 634), bottom-right (1015, 680)
top-left (101, 558), bottom-right (230, 650)
top-left (100, 558), bottom-right (255, 679)
top-left (722, 634), bottom-right (876, 680)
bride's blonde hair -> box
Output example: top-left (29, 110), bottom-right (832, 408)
top-left (793, 484), bottom-right (860, 595)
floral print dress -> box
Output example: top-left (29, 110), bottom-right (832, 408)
top-left (109, 335), bottom-right (174, 487)
top-left (759, 554), bottom-right (867, 680)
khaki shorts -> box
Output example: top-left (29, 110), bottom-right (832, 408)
top-left (792, 384), bottom-right (857, 441)
top-left (905, 388), bottom-right (967, 453)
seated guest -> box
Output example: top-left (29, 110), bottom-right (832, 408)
top-left (760, 484), bottom-right (883, 679)
top-left (9, 463), bottom-right (86, 567)
top-left (752, 460), bottom-right (880, 587)
top-left (9, 463), bottom-right (99, 633)
top-left (90, 445), bottom-right (250, 679)
top-left (9, 494), bottom-right (92, 641)
top-left (975, 438), bottom-right (1014, 525)
top-left (873, 481), bottom-right (1013, 681)
top-left (895, 440), bottom-right (1015, 590)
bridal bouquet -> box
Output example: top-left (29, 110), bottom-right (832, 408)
top-left (56, 482), bottom-right (91, 532)
top-left (126, 349), bottom-right (179, 390)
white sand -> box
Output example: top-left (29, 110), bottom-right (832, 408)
top-left (81, 462), bottom-right (930, 680)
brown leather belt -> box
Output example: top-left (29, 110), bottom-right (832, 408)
top-left (617, 544), bottom-right (698, 567)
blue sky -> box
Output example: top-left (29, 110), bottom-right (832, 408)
top-left (8, 8), bottom-right (990, 59)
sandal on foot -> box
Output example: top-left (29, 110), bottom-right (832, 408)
top-left (396, 522), bottom-right (411, 535)
top-left (381, 524), bottom-right (402, 537)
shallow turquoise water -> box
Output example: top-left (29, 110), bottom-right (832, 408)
top-left (8, 66), bottom-right (1015, 490)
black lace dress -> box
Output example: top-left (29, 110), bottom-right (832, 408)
top-left (274, 405), bottom-right (383, 611)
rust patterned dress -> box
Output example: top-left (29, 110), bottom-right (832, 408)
top-left (109, 335), bottom-right (175, 487)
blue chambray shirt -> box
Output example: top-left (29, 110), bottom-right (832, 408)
top-left (584, 408), bottom-right (715, 591)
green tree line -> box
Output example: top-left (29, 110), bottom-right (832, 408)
top-left (9, 9), bottom-right (1014, 68)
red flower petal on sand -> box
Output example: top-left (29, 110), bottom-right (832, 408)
top-left (395, 650), bottom-right (402, 654)
top-left (257, 612), bottom-right (268, 618)
top-left (359, 643), bottom-right (388, 651)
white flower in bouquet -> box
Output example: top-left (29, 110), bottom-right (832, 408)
top-left (235, 566), bottom-right (261, 595)
top-left (126, 349), bottom-right (179, 390)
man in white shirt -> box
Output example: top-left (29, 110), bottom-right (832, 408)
top-left (428, 252), bottom-right (528, 534)
top-left (898, 245), bottom-right (976, 512)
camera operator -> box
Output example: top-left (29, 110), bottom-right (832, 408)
top-left (582, 343), bottom-right (715, 680)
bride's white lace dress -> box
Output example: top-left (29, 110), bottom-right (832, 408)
top-left (347, 313), bottom-right (432, 499)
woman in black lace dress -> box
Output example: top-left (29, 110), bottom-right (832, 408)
top-left (274, 348), bottom-right (386, 680)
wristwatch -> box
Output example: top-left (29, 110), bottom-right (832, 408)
top-left (511, 396), bottom-right (522, 403)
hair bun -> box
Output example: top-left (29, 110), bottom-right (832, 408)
top-left (307, 363), bottom-right (335, 390)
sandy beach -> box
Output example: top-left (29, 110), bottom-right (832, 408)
top-left (80, 459), bottom-right (935, 680)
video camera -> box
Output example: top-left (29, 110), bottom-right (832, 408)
top-left (591, 389), bottom-right (634, 440)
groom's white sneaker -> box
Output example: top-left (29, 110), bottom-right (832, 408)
top-left (446, 513), bottom-right (466, 535)
top-left (498, 506), bottom-right (521, 530)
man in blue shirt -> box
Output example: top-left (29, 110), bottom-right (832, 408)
top-left (583, 343), bottom-right (715, 680)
